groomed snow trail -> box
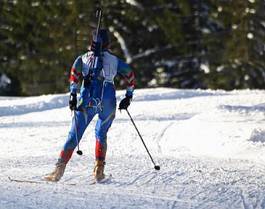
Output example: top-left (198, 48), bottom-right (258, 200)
top-left (0, 88), bottom-right (265, 209)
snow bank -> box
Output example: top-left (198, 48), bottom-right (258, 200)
top-left (0, 94), bottom-right (68, 116)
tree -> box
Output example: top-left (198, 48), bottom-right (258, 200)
top-left (0, 0), bottom-right (264, 96)
top-left (205, 0), bottom-right (265, 89)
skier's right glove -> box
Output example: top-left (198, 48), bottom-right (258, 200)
top-left (69, 93), bottom-right (77, 110)
top-left (118, 95), bottom-right (132, 110)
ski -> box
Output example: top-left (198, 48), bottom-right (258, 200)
top-left (8, 175), bottom-right (112, 185)
top-left (8, 176), bottom-right (77, 186)
top-left (8, 176), bottom-right (49, 184)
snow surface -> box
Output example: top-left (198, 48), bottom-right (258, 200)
top-left (1, 88), bottom-right (265, 209)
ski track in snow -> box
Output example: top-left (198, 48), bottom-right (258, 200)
top-left (1, 88), bottom-right (265, 209)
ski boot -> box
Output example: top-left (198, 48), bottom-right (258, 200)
top-left (93, 160), bottom-right (105, 181)
top-left (44, 159), bottom-right (66, 182)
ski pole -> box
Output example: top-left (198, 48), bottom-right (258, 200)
top-left (73, 111), bottom-right (83, 155)
top-left (125, 109), bottom-right (160, 170)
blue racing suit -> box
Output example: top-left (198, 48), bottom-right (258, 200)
top-left (59, 50), bottom-right (135, 163)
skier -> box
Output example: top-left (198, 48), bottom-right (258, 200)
top-left (44, 29), bottom-right (135, 182)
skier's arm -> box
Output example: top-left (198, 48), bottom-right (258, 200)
top-left (117, 59), bottom-right (136, 98)
top-left (69, 56), bottom-right (82, 94)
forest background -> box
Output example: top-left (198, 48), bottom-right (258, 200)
top-left (0, 0), bottom-right (264, 96)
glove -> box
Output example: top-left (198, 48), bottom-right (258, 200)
top-left (69, 93), bottom-right (77, 110)
top-left (119, 95), bottom-right (132, 110)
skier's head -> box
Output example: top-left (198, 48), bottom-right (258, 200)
top-left (91, 29), bottom-right (110, 50)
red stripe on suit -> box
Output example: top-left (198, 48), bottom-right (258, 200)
top-left (69, 68), bottom-right (81, 83)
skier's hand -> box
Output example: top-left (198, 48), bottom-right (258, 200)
top-left (118, 95), bottom-right (132, 110)
top-left (69, 93), bottom-right (77, 110)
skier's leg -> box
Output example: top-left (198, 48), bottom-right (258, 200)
top-left (60, 109), bottom-right (96, 163)
top-left (93, 100), bottom-right (116, 180)
top-left (94, 111), bottom-right (115, 160)
top-left (45, 109), bottom-right (95, 182)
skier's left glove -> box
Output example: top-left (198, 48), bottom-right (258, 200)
top-left (69, 93), bottom-right (77, 110)
top-left (119, 95), bottom-right (132, 110)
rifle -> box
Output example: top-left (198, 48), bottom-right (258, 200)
top-left (80, 8), bottom-right (104, 110)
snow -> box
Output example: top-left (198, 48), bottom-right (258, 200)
top-left (0, 74), bottom-right (11, 88)
top-left (1, 88), bottom-right (265, 209)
